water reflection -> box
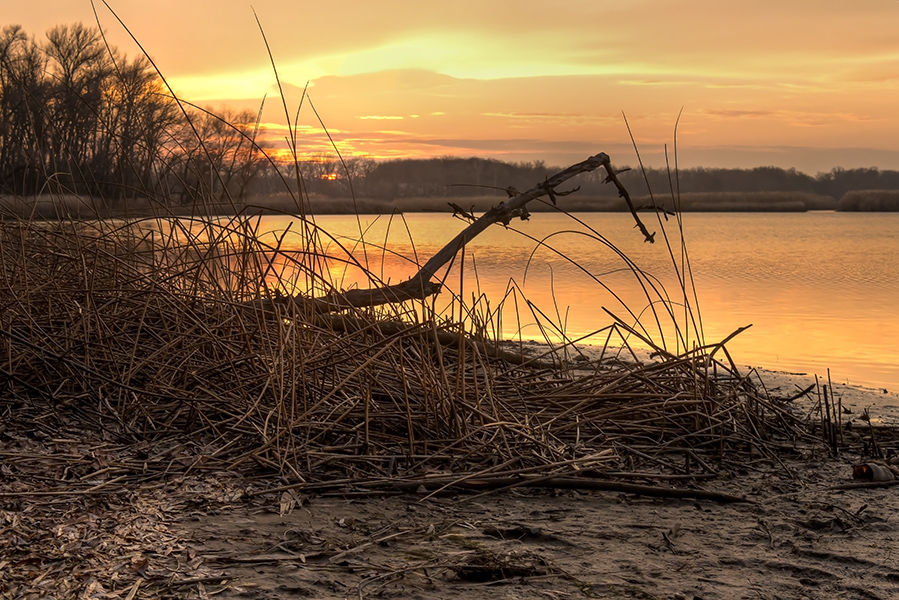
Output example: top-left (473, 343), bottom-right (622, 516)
top-left (256, 211), bottom-right (899, 391)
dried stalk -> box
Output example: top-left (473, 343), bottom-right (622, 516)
top-left (1, 164), bottom-right (816, 501)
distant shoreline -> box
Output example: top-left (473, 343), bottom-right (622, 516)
top-left (5, 190), bottom-right (899, 219)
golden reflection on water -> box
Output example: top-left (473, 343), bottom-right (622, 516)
top-left (255, 211), bottom-right (899, 392)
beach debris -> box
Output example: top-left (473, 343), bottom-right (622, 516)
top-left (451, 548), bottom-right (553, 582)
top-left (280, 490), bottom-right (298, 516)
top-left (852, 463), bottom-right (899, 482)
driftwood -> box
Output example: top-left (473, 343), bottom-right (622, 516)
top-left (252, 152), bottom-right (655, 314)
top-left (317, 313), bottom-right (559, 368)
top-left (253, 475), bottom-right (751, 504)
top-left (832, 480), bottom-right (899, 491)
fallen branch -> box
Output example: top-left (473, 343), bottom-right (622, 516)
top-left (831, 480), bottom-right (899, 491)
top-left (256, 475), bottom-right (751, 504)
top-left (406, 476), bottom-right (751, 504)
top-left (251, 152), bottom-right (651, 314)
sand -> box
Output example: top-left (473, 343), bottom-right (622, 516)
top-left (178, 369), bottom-right (899, 599)
top-left (3, 369), bottom-right (898, 600)
top-left (179, 464), bottom-right (899, 600)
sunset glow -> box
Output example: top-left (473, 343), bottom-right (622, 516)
top-left (7, 0), bottom-right (899, 171)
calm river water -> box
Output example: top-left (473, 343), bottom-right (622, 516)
top-left (258, 211), bottom-right (899, 392)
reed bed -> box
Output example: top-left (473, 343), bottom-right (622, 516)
top-left (838, 189), bottom-right (899, 211)
top-left (0, 196), bottom-right (812, 497)
top-left (0, 14), bottom-right (815, 495)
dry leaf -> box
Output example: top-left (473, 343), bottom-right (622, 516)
top-left (279, 491), bottom-right (296, 516)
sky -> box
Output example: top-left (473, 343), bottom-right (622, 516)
top-left (6, 0), bottom-right (899, 172)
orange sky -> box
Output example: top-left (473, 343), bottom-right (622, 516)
top-left (7, 0), bottom-right (899, 172)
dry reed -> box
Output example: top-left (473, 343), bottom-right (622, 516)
top-left (0, 9), bottom-right (816, 498)
top-left (838, 189), bottom-right (899, 211)
top-left (0, 191), bottom-right (812, 497)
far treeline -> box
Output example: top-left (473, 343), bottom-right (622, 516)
top-left (310, 158), bottom-right (899, 213)
top-left (0, 23), bottom-right (265, 208)
top-left (2, 22), bottom-right (899, 215)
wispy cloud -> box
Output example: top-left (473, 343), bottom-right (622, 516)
top-left (701, 110), bottom-right (776, 119)
top-left (699, 108), bottom-right (879, 125)
top-left (617, 79), bottom-right (688, 87)
top-left (23, 0), bottom-right (894, 172)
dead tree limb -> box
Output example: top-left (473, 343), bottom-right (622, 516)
top-left (253, 152), bottom-right (652, 314)
top-left (602, 164), bottom-right (657, 243)
top-left (412, 152), bottom-right (654, 285)
top-left (254, 476), bottom-right (751, 504)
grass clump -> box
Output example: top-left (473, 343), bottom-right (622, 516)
top-left (0, 12), bottom-right (815, 499)
top-left (838, 189), bottom-right (899, 211)
top-left (0, 169), bottom-right (811, 492)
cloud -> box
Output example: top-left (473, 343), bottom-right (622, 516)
top-left (701, 110), bottom-right (776, 119)
top-left (617, 79), bottom-right (688, 87)
top-left (699, 109), bottom-right (879, 126)
top-left (482, 112), bottom-right (619, 125)
top-left (832, 59), bottom-right (899, 85)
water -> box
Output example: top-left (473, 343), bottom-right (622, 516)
top-left (257, 211), bottom-right (899, 392)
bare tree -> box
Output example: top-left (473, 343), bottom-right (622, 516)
top-left (42, 23), bottom-right (110, 189)
top-left (166, 106), bottom-right (268, 205)
top-left (0, 25), bottom-right (47, 194)
top-left (97, 55), bottom-right (181, 202)
top-left (0, 22), bottom-right (274, 207)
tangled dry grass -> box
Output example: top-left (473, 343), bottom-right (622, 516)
top-left (0, 155), bottom-right (842, 600)
top-left (0, 197), bottom-right (812, 493)
top-left (0, 192), bottom-right (821, 599)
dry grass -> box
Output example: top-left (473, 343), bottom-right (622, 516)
top-left (0, 185), bottom-right (813, 496)
top-left (0, 9), bottom-right (817, 499)
top-left (652, 191), bottom-right (836, 212)
top-left (838, 189), bottom-right (899, 211)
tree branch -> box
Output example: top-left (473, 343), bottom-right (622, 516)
top-left (252, 152), bottom-right (646, 314)
top-left (601, 163), bottom-right (656, 243)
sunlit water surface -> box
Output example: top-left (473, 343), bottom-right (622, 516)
top-left (256, 212), bottom-right (899, 392)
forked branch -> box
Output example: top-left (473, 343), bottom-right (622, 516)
top-left (259, 152), bottom-right (651, 314)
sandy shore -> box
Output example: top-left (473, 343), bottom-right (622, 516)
top-left (179, 459), bottom-right (899, 600)
top-left (170, 368), bottom-right (899, 600)
top-left (3, 369), bottom-right (898, 600)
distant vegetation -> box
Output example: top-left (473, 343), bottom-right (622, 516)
top-left (2, 21), bottom-right (899, 214)
top-left (837, 190), bottom-right (899, 211)
top-left (0, 23), bottom-right (265, 207)
top-left (640, 191), bottom-right (833, 212)
top-left (342, 159), bottom-right (897, 212)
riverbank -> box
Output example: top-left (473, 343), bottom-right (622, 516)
top-left (179, 447), bottom-right (899, 600)
top-left (2, 366), bottom-right (898, 599)
top-left (1, 206), bottom-right (896, 598)
top-left (11, 189), bottom-right (899, 220)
